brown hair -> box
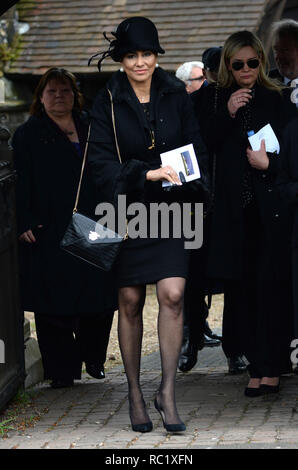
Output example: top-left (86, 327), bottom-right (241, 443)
top-left (218, 30), bottom-right (283, 93)
top-left (30, 67), bottom-right (84, 115)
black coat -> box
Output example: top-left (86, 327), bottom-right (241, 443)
top-left (278, 117), bottom-right (298, 245)
top-left (269, 68), bottom-right (284, 83)
top-left (87, 67), bottom-right (210, 206)
top-left (12, 112), bottom-right (117, 315)
top-left (277, 117), bottom-right (298, 332)
top-left (194, 82), bottom-right (297, 281)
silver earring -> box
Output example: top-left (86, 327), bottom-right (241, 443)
top-left (155, 63), bottom-right (159, 68)
top-left (120, 67), bottom-right (124, 72)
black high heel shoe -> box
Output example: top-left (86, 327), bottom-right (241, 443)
top-left (130, 420), bottom-right (153, 433)
top-left (244, 378), bottom-right (262, 397)
top-left (259, 383), bottom-right (280, 395)
top-left (129, 400), bottom-right (153, 433)
top-left (154, 398), bottom-right (186, 432)
top-left (244, 387), bottom-right (261, 397)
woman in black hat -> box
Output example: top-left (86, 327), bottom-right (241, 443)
top-left (87, 17), bottom-right (209, 433)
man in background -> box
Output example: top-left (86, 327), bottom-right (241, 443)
top-left (175, 61), bottom-right (206, 94)
top-left (202, 47), bottom-right (222, 83)
top-left (181, 47), bottom-right (247, 375)
top-left (270, 19), bottom-right (298, 85)
top-left (176, 59), bottom-right (221, 374)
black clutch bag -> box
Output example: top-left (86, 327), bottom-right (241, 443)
top-left (60, 90), bottom-right (126, 271)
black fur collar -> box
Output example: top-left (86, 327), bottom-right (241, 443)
top-left (106, 66), bottom-right (185, 102)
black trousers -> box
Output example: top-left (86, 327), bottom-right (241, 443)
top-left (223, 203), bottom-right (292, 377)
top-left (292, 246), bottom-right (298, 340)
top-left (183, 227), bottom-right (208, 349)
top-left (34, 311), bottom-right (114, 381)
top-left (183, 283), bottom-right (207, 349)
top-left (222, 285), bottom-right (245, 358)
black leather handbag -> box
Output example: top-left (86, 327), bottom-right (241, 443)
top-left (60, 210), bottom-right (125, 271)
top-left (60, 91), bottom-right (127, 271)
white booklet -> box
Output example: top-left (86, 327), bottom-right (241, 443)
top-left (248, 123), bottom-right (280, 154)
top-left (160, 143), bottom-right (201, 188)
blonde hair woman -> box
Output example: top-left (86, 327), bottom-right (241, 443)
top-left (193, 30), bottom-right (296, 397)
top-left (217, 31), bottom-right (282, 92)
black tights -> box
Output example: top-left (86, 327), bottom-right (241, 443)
top-left (118, 277), bottom-right (185, 426)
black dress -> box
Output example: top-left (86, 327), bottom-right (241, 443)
top-left (88, 68), bottom-right (209, 287)
top-left (114, 101), bottom-right (187, 286)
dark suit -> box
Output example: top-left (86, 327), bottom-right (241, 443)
top-left (277, 117), bottom-right (298, 339)
top-left (269, 68), bottom-right (284, 83)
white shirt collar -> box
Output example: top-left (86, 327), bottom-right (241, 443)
top-left (283, 76), bottom-right (292, 85)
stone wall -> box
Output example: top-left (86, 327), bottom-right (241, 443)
top-left (0, 102), bottom-right (29, 138)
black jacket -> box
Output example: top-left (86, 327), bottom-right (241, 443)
top-left (87, 67), bottom-right (210, 207)
top-left (194, 82), bottom-right (297, 281)
top-left (12, 111), bottom-right (117, 315)
top-left (277, 117), bottom-right (298, 246)
top-left (277, 117), bottom-right (298, 329)
top-left (269, 68), bottom-right (284, 83)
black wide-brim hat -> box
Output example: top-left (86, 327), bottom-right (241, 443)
top-left (111, 17), bottom-right (165, 61)
top-left (88, 16), bottom-right (165, 71)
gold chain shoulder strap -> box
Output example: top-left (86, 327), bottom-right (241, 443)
top-left (107, 89), bottom-right (129, 239)
top-left (73, 124), bottom-right (91, 213)
top-left (73, 89), bottom-right (122, 214)
top-left (107, 88), bottom-right (122, 163)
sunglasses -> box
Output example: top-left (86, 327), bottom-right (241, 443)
top-left (188, 75), bottom-right (205, 82)
top-left (231, 58), bottom-right (260, 71)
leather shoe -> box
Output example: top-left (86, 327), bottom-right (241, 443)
top-left (227, 356), bottom-right (247, 374)
top-left (178, 342), bottom-right (199, 372)
top-left (204, 334), bottom-right (221, 347)
top-left (204, 321), bottom-right (222, 341)
top-left (85, 363), bottom-right (105, 379)
top-left (50, 379), bottom-right (74, 389)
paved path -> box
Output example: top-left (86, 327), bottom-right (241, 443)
top-left (1, 345), bottom-right (298, 450)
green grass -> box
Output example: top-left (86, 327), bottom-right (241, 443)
top-left (0, 418), bottom-right (16, 437)
top-left (0, 388), bottom-right (41, 438)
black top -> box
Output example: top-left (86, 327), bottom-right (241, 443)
top-left (88, 67), bottom-right (210, 206)
top-left (87, 67), bottom-right (210, 285)
top-left (12, 111), bottom-right (117, 314)
top-left (193, 82), bottom-right (297, 281)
